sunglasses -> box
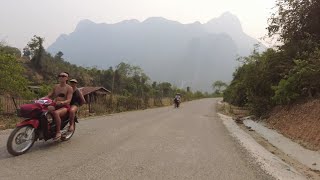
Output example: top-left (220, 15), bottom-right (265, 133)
top-left (58, 75), bottom-right (67, 78)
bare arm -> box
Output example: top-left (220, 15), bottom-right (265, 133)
top-left (63, 85), bottom-right (73, 105)
top-left (79, 90), bottom-right (86, 105)
top-left (45, 85), bottom-right (56, 99)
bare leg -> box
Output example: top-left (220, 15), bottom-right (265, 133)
top-left (69, 105), bottom-right (78, 131)
top-left (52, 108), bottom-right (68, 139)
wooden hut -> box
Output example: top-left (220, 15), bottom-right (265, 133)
top-left (78, 87), bottom-right (111, 103)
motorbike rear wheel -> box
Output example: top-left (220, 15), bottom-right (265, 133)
top-left (7, 125), bottom-right (36, 156)
top-left (61, 123), bottom-right (75, 141)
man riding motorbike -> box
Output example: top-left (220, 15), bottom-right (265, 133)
top-left (45, 72), bottom-right (73, 141)
top-left (174, 93), bottom-right (181, 108)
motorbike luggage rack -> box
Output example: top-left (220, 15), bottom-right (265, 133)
top-left (11, 97), bottom-right (37, 116)
top-left (11, 97), bottom-right (21, 116)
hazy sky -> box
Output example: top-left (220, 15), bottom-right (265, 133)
top-left (0, 0), bottom-right (276, 49)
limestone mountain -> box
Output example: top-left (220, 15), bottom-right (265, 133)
top-left (48, 12), bottom-right (264, 91)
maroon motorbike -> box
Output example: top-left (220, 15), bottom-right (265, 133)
top-left (7, 98), bottom-right (78, 156)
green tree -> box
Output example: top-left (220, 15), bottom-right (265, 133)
top-left (54, 51), bottom-right (64, 60)
top-left (223, 48), bottom-right (285, 116)
top-left (158, 82), bottom-right (173, 97)
top-left (0, 54), bottom-right (30, 96)
top-left (212, 80), bottom-right (228, 94)
top-left (268, 0), bottom-right (320, 57)
top-left (28, 35), bottom-right (45, 69)
top-left (0, 45), bottom-right (21, 58)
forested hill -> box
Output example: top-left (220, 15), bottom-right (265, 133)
top-left (0, 39), bottom-right (212, 99)
top-left (223, 0), bottom-right (320, 116)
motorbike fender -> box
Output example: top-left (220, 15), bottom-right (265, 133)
top-left (17, 119), bottom-right (39, 128)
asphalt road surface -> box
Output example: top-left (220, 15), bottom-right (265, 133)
top-left (0, 99), bottom-right (273, 180)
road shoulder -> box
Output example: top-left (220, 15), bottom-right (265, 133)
top-left (218, 113), bottom-right (307, 180)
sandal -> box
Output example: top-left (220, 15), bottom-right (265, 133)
top-left (68, 125), bottom-right (74, 132)
top-left (62, 129), bottom-right (73, 138)
top-left (53, 134), bottom-right (61, 141)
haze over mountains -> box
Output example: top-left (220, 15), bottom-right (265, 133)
top-left (48, 12), bottom-right (264, 91)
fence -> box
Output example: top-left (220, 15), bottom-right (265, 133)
top-left (0, 95), bottom-right (173, 117)
top-left (0, 96), bottom-right (34, 115)
top-left (77, 96), bottom-right (172, 117)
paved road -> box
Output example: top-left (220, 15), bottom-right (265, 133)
top-left (0, 99), bottom-right (273, 180)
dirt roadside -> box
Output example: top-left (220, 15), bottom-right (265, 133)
top-left (267, 99), bottom-right (320, 151)
top-left (238, 122), bottom-right (320, 180)
top-left (217, 101), bottom-right (320, 180)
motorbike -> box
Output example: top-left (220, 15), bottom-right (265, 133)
top-left (174, 98), bottom-right (180, 108)
top-left (7, 98), bottom-right (78, 156)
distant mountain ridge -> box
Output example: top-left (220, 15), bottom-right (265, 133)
top-left (48, 12), bottom-right (265, 91)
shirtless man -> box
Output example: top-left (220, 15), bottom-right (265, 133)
top-left (46, 72), bottom-right (73, 141)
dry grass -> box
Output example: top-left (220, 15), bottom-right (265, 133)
top-left (0, 115), bottom-right (21, 130)
top-left (216, 101), bottom-right (250, 118)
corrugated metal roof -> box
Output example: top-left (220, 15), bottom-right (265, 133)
top-left (78, 87), bottom-right (111, 96)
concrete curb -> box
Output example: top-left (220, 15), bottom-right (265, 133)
top-left (218, 113), bottom-right (306, 180)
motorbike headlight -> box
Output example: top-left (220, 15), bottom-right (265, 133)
top-left (45, 113), bottom-right (54, 124)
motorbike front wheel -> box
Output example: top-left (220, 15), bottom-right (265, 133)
top-left (7, 125), bottom-right (36, 156)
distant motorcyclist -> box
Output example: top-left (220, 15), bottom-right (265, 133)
top-left (173, 93), bottom-right (181, 108)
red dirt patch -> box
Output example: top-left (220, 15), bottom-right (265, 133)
top-left (267, 99), bottom-right (320, 151)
